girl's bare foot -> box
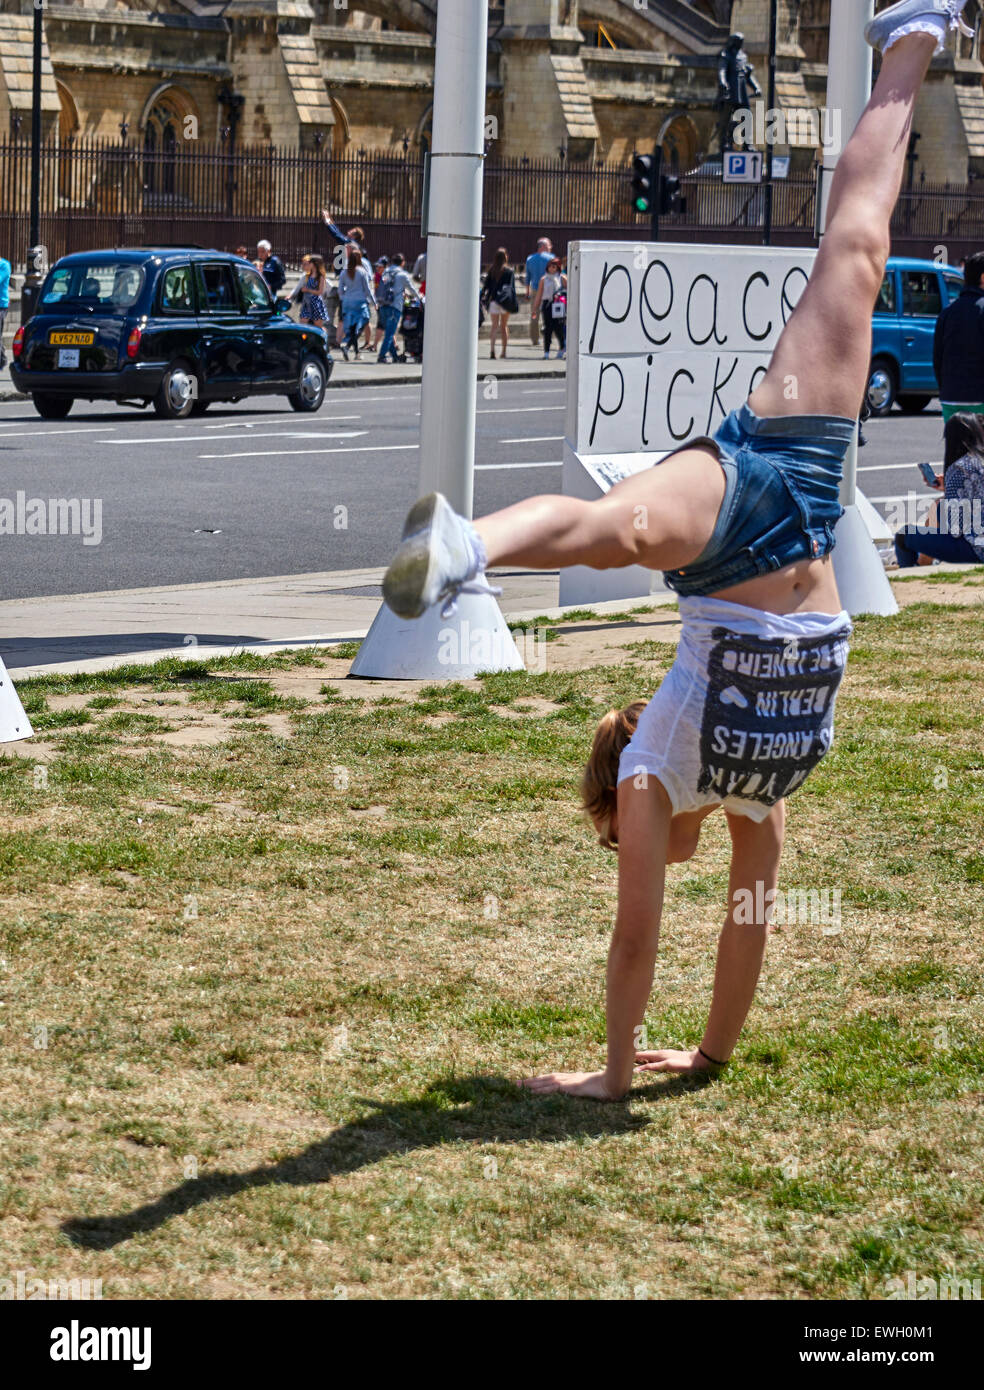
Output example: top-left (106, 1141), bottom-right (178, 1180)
top-left (634, 1048), bottom-right (720, 1075)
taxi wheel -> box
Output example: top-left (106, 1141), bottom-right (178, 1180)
top-left (288, 355), bottom-right (327, 412)
top-left (866, 358), bottom-right (898, 418)
top-left (33, 394), bottom-right (73, 421)
top-left (153, 361), bottom-right (199, 419)
top-left (190, 399), bottom-right (211, 416)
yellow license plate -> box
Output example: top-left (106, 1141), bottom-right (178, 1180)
top-left (50, 331), bottom-right (94, 346)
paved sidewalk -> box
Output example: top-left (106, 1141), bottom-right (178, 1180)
top-left (0, 567), bottom-right (670, 679)
top-left (0, 340), bottom-right (565, 403)
top-left (3, 563), bottom-right (980, 682)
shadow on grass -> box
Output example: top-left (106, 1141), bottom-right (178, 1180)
top-left (62, 1071), bottom-right (705, 1250)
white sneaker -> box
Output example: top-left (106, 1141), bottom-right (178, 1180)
top-left (865, 1), bottom-right (973, 54)
top-left (382, 492), bottom-right (502, 620)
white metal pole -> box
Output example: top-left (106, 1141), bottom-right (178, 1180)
top-left (822, 0), bottom-right (875, 509)
top-left (417, 0), bottom-right (489, 519)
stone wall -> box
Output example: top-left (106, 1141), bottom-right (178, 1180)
top-left (0, 0), bottom-right (982, 188)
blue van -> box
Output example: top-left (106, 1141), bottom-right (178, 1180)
top-left (867, 256), bottom-right (964, 416)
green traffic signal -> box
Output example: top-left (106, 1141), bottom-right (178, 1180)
top-left (631, 152), bottom-right (656, 215)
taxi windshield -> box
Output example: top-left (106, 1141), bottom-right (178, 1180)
top-left (40, 261), bottom-right (146, 313)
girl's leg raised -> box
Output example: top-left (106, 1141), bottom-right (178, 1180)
top-left (749, 31), bottom-right (937, 422)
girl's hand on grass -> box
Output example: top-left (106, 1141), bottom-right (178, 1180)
top-left (634, 1048), bottom-right (716, 1075)
top-left (519, 1070), bottom-right (622, 1101)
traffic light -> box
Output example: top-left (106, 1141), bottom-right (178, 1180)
top-left (631, 152), bottom-right (657, 214)
top-left (660, 174), bottom-right (686, 216)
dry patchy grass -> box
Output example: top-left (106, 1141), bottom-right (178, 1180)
top-left (0, 584), bottom-right (981, 1300)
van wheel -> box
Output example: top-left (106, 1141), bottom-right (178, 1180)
top-left (866, 358), bottom-right (898, 417)
top-left (33, 394), bottom-right (73, 420)
top-left (897, 394), bottom-right (932, 414)
top-left (153, 361), bottom-right (199, 419)
top-left (288, 355), bottom-right (327, 412)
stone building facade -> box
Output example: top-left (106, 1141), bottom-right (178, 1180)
top-left (0, 0), bottom-right (983, 185)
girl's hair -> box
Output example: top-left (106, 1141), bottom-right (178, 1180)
top-left (580, 702), bottom-right (647, 849)
top-left (944, 412), bottom-right (984, 469)
top-left (345, 245), bottom-right (363, 277)
top-left (547, 258), bottom-right (561, 272)
top-left (309, 254), bottom-right (326, 278)
top-left (491, 247), bottom-right (509, 275)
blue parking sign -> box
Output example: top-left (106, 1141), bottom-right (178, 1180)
top-left (724, 151), bottom-right (763, 184)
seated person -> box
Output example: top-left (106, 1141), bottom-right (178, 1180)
top-left (895, 412), bottom-right (984, 567)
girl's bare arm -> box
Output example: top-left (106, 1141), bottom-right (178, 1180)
top-left (636, 801), bottom-right (785, 1075)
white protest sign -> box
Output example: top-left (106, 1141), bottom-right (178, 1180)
top-left (559, 240), bottom-right (818, 607)
top-left (567, 240), bottom-right (818, 457)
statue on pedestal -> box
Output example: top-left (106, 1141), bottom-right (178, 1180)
top-left (717, 32), bottom-right (762, 154)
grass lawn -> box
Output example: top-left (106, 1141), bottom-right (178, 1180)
top-left (0, 578), bottom-right (982, 1300)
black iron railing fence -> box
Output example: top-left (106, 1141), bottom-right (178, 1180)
top-left (1, 137), bottom-right (982, 265)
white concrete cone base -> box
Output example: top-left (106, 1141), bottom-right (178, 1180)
top-left (349, 589), bottom-right (526, 680)
top-left (832, 504), bottom-right (899, 617)
top-left (0, 655), bottom-right (33, 743)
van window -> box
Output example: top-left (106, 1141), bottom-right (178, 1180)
top-left (200, 263), bottom-right (238, 312)
top-left (160, 265), bottom-right (195, 314)
top-left (901, 270), bottom-right (942, 318)
top-left (875, 273), bottom-right (896, 313)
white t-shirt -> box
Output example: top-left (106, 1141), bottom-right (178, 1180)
top-left (618, 595), bottom-right (853, 821)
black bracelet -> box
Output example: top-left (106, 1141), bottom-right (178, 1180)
top-left (697, 1045), bottom-right (729, 1068)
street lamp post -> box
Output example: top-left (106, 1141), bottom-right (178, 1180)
top-left (21, 0), bottom-right (45, 325)
top-left (763, 0), bottom-right (778, 246)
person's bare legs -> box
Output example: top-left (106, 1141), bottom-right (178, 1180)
top-left (473, 444), bottom-right (726, 572)
top-left (475, 35), bottom-right (937, 575)
top-left (750, 31), bottom-right (936, 421)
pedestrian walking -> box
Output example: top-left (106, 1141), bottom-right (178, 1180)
top-left (376, 253), bottom-right (419, 364)
top-left (297, 254), bottom-right (331, 335)
top-left (525, 237), bottom-right (553, 349)
top-left (933, 250), bottom-right (984, 424)
top-left (0, 250), bottom-right (10, 371)
top-left (482, 248), bottom-right (519, 361)
top-left (531, 254), bottom-right (567, 359)
top-left (256, 240), bottom-right (287, 296)
top-left (337, 244), bottom-right (377, 362)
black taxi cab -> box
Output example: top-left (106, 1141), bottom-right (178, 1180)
top-left (10, 248), bottom-right (332, 419)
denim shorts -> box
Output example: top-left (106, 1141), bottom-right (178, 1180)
top-left (661, 403), bottom-right (856, 597)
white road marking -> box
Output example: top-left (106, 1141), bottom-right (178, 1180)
top-left (498, 435), bottom-right (564, 444)
top-left (522, 387), bottom-right (566, 394)
top-left (476, 461), bottom-right (563, 471)
top-left (417, 406), bottom-right (565, 417)
top-left (0, 426), bottom-right (116, 438)
top-left (110, 430), bottom-right (368, 446)
top-left (858, 463), bottom-right (938, 474)
top-left (203, 416), bottom-right (360, 429)
top-left (867, 494), bottom-right (933, 504)
top-left (199, 443), bottom-right (420, 459)
top-left (478, 406), bottom-right (565, 415)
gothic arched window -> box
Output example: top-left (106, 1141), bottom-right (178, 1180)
top-left (144, 97), bottom-right (183, 199)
